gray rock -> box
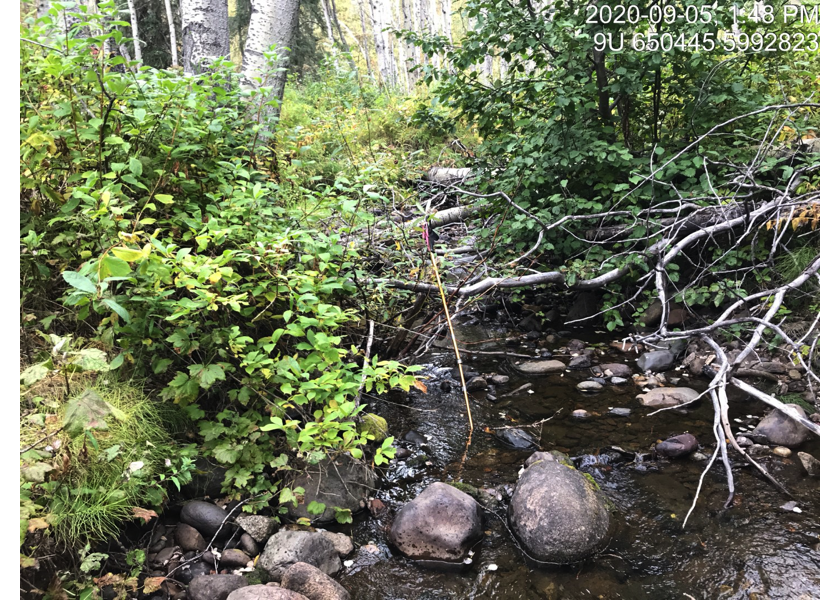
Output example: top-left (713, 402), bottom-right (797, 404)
top-left (568, 355), bottom-right (591, 369)
top-left (151, 546), bottom-right (177, 568)
top-left (689, 452), bottom-right (709, 462)
top-left (176, 523), bottom-right (207, 553)
top-left (405, 431), bottom-right (428, 446)
top-left (516, 360), bottom-right (566, 374)
top-left (235, 516), bottom-right (280, 544)
top-left (388, 482), bottom-right (483, 562)
top-left (636, 350), bottom-right (676, 373)
top-left (174, 560), bottom-right (213, 585)
top-left (571, 409), bottom-right (591, 419)
top-left (735, 436), bottom-right (754, 447)
top-left (610, 377), bottom-right (629, 385)
top-left (260, 530), bottom-right (341, 580)
top-left (752, 405), bottom-right (813, 448)
top-left (466, 377), bottom-right (488, 392)
top-left (496, 428), bottom-right (539, 450)
top-left (798, 452), bottom-right (820, 477)
top-left (219, 549), bottom-right (251, 569)
top-left (285, 455), bottom-right (377, 524)
top-left (655, 434), bottom-right (699, 458)
top-left (509, 454), bottom-right (612, 563)
top-left (394, 447), bottom-right (412, 459)
top-left (227, 586), bottom-right (308, 600)
top-left (595, 363), bottom-right (633, 378)
top-left (181, 501), bottom-right (235, 540)
top-left (238, 533), bottom-right (259, 557)
top-left (280, 562), bottom-right (351, 600)
top-left (608, 408), bottom-right (631, 417)
top-left (576, 381), bottom-right (602, 392)
top-left (757, 361), bottom-right (788, 374)
top-left (637, 387), bottom-right (700, 408)
top-left (489, 374), bottom-right (509, 385)
top-left (317, 530), bottom-right (354, 557)
top-left (747, 444), bottom-right (770, 456)
top-left (525, 451), bottom-right (573, 468)
top-left (188, 576), bottom-right (248, 600)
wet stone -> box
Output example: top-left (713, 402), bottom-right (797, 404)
top-left (610, 377), bottom-right (629, 385)
top-left (773, 446), bottom-right (792, 458)
top-left (572, 409), bottom-right (591, 419)
top-left (608, 407), bottom-right (631, 417)
top-left (489, 374), bottom-right (510, 385)
top-left (576, 381), bottom-right (603, 392)
top-left (496, 428), bottom-right (539, 450)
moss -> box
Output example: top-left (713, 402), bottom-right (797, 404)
top-left (359, 413), bottom-right (389, 442)
top-left (581, 471), bottom-right (601, 491)
top-left (450, 481), bottom-right (480, 499)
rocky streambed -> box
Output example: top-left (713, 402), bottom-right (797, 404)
top-left (138, 324), bottom-right (819, 600)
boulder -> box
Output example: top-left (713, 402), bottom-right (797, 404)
top-left (285, 455), bottom-right (377, 524)
top-left (359, 413), bottom-right (388, 442)
top-left (798, 452), bottom-right (820, 478)
top-left (180, 501), bottom-right (235, 540)
top-left (654, 434), bottom-right (699, 458)
top-left (509, 452), bottom-right (612, 563)
top-left (259, 530), bottom-right (341, 580)
top-left (188, 575), bottom-right (248, 600)
top-left (235, 515), bottom-right (279, 544)
top-left (175, 522), bottom-right (207, 553)
top-left (637, 387), bottom-right (700, 408)
top-left (752, 405), bottom-right (813, 448)
top-left (317, 531), bottom-right (354, 558)
top-left (227, 586), bottom-right (308, 600)
top-left (636, 350), bottom-right (675, 373)
top-left (495, 428), bottom-right (539, 450)
top-left (524, 451), bottom-right (573, 468)
top-left (516, 360), bottom-right (566, 374)
top-left (594, 363), bottom-right (633, 378)
top-left (568, 355), bottom-right (591, 369)
top-left (388, 482), bottom-right (483, 562)
top-left (280, 562), bottom-right (351, 600)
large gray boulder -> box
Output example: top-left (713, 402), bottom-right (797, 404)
top-left (509, 453), bottom-right (612, 564)
top-left (280, 562), bottom-right (351, 600)
top-left (515, 360), bottom-right (566, 374)
top-left (752, 405), bottom-right (813, 448)
top-left (188, 575), bottom-right (248, 600)
top-left (637, 387), bottom-right (700, 408)
top-left (285, 455), bottom-right (377, 524)
top-left (259, 529), bottom-right (341, 580)
top-left (228, 586), bottom-right (308, 600)
top-left (389, 482), bottom-right (483, 562)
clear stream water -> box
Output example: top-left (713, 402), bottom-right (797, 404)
top-left (334, 324), bottom-right (820, 600)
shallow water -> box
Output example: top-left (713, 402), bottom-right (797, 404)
top-left (337, 324), bottom-right (820, 599)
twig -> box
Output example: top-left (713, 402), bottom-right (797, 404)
top-left (488, 409), bottom-right (564, 430)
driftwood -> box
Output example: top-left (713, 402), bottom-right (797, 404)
top-left (423, 167), bottom-right (473, 184)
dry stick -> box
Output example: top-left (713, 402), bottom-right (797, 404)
top-left (354, 318), bottom-right (375, 409)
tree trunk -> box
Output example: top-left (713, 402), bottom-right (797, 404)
top-left (127, 0), bottom-right (143, 64)
top-left (355, 0), bottom-right (373, 76)
top-left (319, 0), bottom-right (339, 67)
top-left (164, 0), bottom-right (179, 67)
top-left (181, 0), bottom-right (230, 74)
top-left (439, 0), bottom-right (451, 43)
top-left (242, 0), bottom-right (301, 116)
top-left (37, 0), bottom-right (50, 18)
top-left (369, 0), bottom-right (396, 87)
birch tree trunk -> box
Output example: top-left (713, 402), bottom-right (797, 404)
top-left (319, 0), bottom-right (339, 67)
top-left (164, 0), bottom-right (179, 67)
top-left (439, 0), bottom-right (451, 43)
top-left (355, 0), bottom-right (373, 76)
top-left (127, 0), bottom-right (143, 64)
top-left (368, 0), bottom-right (396, 87)
top-left (242, 0), bottom-right (301, 116)
top-left (181, 0), bottom-right (230, 74)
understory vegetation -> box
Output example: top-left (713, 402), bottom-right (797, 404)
top-left (21, 0), bottom-right (819, 597)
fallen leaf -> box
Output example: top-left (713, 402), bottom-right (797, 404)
top-left (27, 518), bottom-right (50, 533)
top-left (143, 577), bottom-right (166, 594)
top-left (131, 507), bottom-right (158, 524)
top-left (413, 380), bottom-right (428, 393)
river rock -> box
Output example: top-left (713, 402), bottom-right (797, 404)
top-left (466, 376), bottom-right (489, 391)
top-left (388, 482), bottom-right (483, 562)
top-left (174, 560), bottom-right (213, 585)
top-left (359, 413), bottom-right (388, 442)
top-left (568, 339), bottom-right (587, 352)
top-left (595, 363), bottom-right (633, 378)
top-left (259, 530), bottom-right (341, 580)
top-left (773, 446), bottom-right (792, 458)
top-left (219, 549), bottom-right (251, 569)
top-left (752, 405), bottom-right (813, 448)
top-left (568, 355), bottom-right (591, 369)
top-left (181, 501), bottom-right (235, 540)
top-left (405, 430), bottom-right (428, 446)
top-left (610, 377), bottom-right (628, 385)
top-left (509, 452), bottom-right (612, 563)
top-left (317, 530), bottom-right (354, 557)
top-left (285, 455), bottom-right (377, 524)
top-left (654, 434), bottom-right (699, 458)
top-left (280, 562), bottom-right (350, 600)
top-left (572, 409), bottom-right (591, 419)
top-left (239, 533), bottom-right (259, 557)
top-left (496, 428), bottom-right (539, 450)
top-left (188, 575), bottom-right (248, 600)
top-left (608, 408), bottom-right (631, 417)
top-left (516, 360), bottom-right (566, 374)
top-left (176, 522), bottom-right (207, 553)
top-left (490, 374), bottom-right (509, 385)
top-left (228, 586), bottom-right (308, 600)
top-left (798, 452), bottom-right (820, 477)
top-left (576, 381), bottom-right (602, 392)
top-left (637, 387), bottom-right (700, 408)
top-left (525, 451), bottom-right (574, 468)
top-left (636, 350), bottom-right (675, 373)
top-left (235, 515), bottom-right (279, 544)
top-left (610, 340), bottom-right (643, 354)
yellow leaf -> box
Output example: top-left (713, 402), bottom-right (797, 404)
top-left (208, 272), bottom-right (222, 284)
top-left (413, 380), bottom-right (428, 393)
top-left (131, 507), bottom-right (158, 524)
top-left (112, 247), bottom-right (145, 262)
top-left (27, 518), bottom-right (50, 532)
top-left (101, 191), bottom-right (111, 206)
top-left (143, 577), bottom-right (166, 594)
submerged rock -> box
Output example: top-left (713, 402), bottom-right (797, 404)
top-left (752, 405), bottom-right (813, 448)
top-left (568, 355), bottom-right (591, 369)
top-left (509, 452), bottom-right (612, 564)
top-left (516, 360), bottom-right (566, 374)
top-left (636, 350), bottom-right (675, 373)
top-left (594, 363), bottom-right (633, 378)
top-left (495, 428), bottom-right (539, 450)
top-left (388, 482), bottom-right (483, 562)
top-left (637, 387), bottom-right (700, 408)
top-left (654, 434), bottom-right (699, 458)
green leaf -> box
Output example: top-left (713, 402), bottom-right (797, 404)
top-left (62, 271), bottom-right (97, 294)
top-left (111, 247), bottom-right (145, 262)
top-left (20, 362), bottom-right (50, 386)
top-left (188, 363), bottom-right (226, 389)
top-left (154, 194), bottom-right (174, 204)
top-left (71, 348), bottom-right (110, 372)
top-left (334, 507), bottom-right (353, 524)
top-left (306, 501), bottom-right (326, 516)
top-left (99, 445), bottom-right (121, 462)
top-left (129, 157), bottom-right (143, 177)
top-left (99, 256), bottom-right (131, 280)
top-left (21, 462), bottom-right (54, 483)
top-left (63, 389), bottom-right (114, 437)
top-left (102, 298), bottom-right (131, 323)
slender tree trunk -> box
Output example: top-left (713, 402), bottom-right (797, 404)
top-left (401, 0), bottom-right (417, 88)
top-left (369, 0), bottom-right (396, 87)
top-left (330, 0), bottom-right (357, 69)
top-left (319, 0), bottom-right (339, 67)
top-left (439, 0), bottom-right (451, 43)
top-left (164, 0), bottom-right (179, 66)
top-left (181, 0), bottom-right (230, 74)
top-left (127, 0), bottom-right (143, 64)
top-left (242, 0), bottom-right (301, 116)
top-left (355, 0), bottom-right (373, 76)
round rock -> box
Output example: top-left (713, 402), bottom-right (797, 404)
top-left (654, 433), bottom-right (699, 458)
top-left (509, 453), bottom-right (612, 563)
top-left (228, 586), bottom-right (308, 600)
top-left (752, 405), bottom-right (813, 448)
top-left (388, 482), bottom-right (483, 562)
top-left (596, 363), bottom-right (633, 378)
top-left (576, 381), bottom-right (603, 392)
top-left (317, 530), bottom-right (354, 557)
top-left (181, 501), bottom-right (235, 540)
top-left (175, 522), bottom-right (207, 553)
top-left (187, 575), bottom-right (248, 600)
top-left (259, 530), bottom-right (341, 581)
top-left (516, 360), bottom-right (566, 374)
top-left (280, 562), bottom-right (350, 600)
top-left (637, 387), bottom-right (699, 408)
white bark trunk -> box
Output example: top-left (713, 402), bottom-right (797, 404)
top-left (319, 0), bottom-right (339, 66)
top-left (181, 0), bottom-right (230, 74)
top-left (164, 0), bottom-right (179, 67)
top-left (242, 0), bottom-right (300, 113)
top-left (127, 0), bottom-right (143, 64)
top-left (369, 0), bottom-right (396, 87)
top-left (355, 0), bottom-right (373, 76)
top-left (439, 0), bottom-right (451, 43)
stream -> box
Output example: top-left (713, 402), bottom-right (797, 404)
top-left (335, 324), bottom-right (820, 599)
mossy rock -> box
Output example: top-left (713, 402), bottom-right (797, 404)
top-left (360, 413), bottom-right (389, 442)
top-left (450, 481), bottom-right (480, 499)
